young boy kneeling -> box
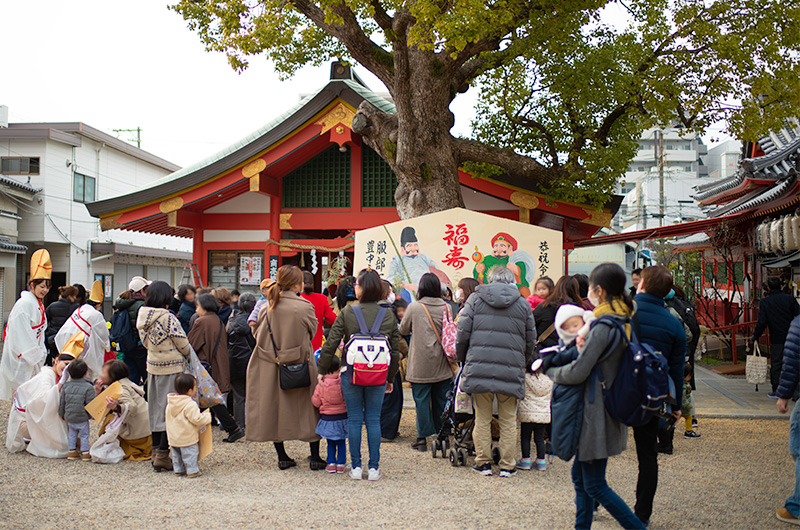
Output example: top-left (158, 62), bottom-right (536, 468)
top-left (165, 374), bottom-right (211, 478)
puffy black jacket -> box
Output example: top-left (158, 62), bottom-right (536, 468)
top-left (633, 292), bottom-right (687, 408)
top-left (753, 289), bottom-right (800, 346)
top-left (178, 300), bottom-right (195, 334)
top-left (227, 313), bottom-right (255, 381)
top-left (45, 298), bottom-right (78, 344)
top-left (456, 283), bottom-right (536, 399)
top-left (778, 315), bottom-right (800, 399)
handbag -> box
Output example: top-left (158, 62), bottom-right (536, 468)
top-left (185, 345), bottom-right (225, 408)
top-left (422, 303), bottom-right (457, 362)
top-left (746, 342), bottom-right (768, 389)
top-left (266, 311), bottom-right (311, 390)
top-left (90, 404), bottom-right (129, 464)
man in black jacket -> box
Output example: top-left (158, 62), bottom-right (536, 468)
top-left (753, 277), bottom-right (800, 398)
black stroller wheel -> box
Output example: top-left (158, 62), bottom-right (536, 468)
top-left (492, 447), bottom-right (501, 465)
top-left (457, 448), bottom-right (467, 466)
top-left (432, 439), bottom-right (441, 459)
top-left (449, 449), bottom-right (458, 467)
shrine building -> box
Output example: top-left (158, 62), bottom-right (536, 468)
top-left (87, 62), bottom-right (621, 290)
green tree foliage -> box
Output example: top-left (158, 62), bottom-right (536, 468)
top-left (171, 0), bottom-right (800, 212)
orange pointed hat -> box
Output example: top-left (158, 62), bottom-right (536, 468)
top-left (59, 331), bottom-right (85, 359)
top-left (30, 249), bottom-right (52, 281)
top-left (88, 280), bottom-right (103, 304)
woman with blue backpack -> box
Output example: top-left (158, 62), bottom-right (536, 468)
top-left (546, 263), bottom-right (646, 530)
top-left (318, 268), bottom-right (401, 481)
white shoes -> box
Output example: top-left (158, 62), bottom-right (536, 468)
top-left (368, 468), bottom-right (381, 481)
top-left (349, 466), bottom-right (362, 480)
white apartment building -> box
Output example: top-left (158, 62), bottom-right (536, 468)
top-left (0, 120), bottom-right (191, 319)
top-left (615, 126), bottom-right (709, 231)
top-left (705, 139), bottom-right (742, 180)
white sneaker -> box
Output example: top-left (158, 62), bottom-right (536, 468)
top-left (349, 466), bottom-right (362, 480)
top-left (368, 468), bottom-right (381, 481)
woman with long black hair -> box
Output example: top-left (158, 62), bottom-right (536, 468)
top-left (546, 263), bottom-right (645, 529)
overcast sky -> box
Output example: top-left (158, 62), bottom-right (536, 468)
top-left (1, 1), bottom-right (729, 169)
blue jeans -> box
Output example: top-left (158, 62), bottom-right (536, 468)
top-left (171, 444), bottom-right (200, 475)
top-left (68, 421), bottom-right (90, 452)
top-left (787, 401), bottom-right (800, 517)
top-left (571, 455), bottom-right (645, 529)
top-left (340, 369), bottom-right (385, 469)
top-left (326, 439), bottom-right (347, 465)
top-left (411, 379), bottom-right (451, 438)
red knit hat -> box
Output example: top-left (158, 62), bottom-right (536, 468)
top-left (491, 232), bottom-right (518, 251)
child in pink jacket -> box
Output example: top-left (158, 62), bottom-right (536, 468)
top-left (312, 356), bottom-right (348, 473)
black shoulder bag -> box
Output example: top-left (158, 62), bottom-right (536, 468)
top-left (266, 311), bottom-right (311, 390)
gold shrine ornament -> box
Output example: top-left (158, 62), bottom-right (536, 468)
top-left (315, 103), bottom-right (357, 134)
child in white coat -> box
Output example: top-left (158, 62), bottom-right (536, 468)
top-left (516, 358), bottom-right (553, 470)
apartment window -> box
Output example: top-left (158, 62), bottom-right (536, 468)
top-left (73, 173), bottom-right (96, 203)
top-left (1, 157), bottom-right (40, 175)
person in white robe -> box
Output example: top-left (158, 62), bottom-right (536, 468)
top-left (5, 340), bottom-right (82, 458)
top-left (0, 249), bottom-right (52, 401)
top-left (55, 280), bottom-right (110, 378)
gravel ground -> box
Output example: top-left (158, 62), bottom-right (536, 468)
top-left (0, 397), bottom-right (793, 529)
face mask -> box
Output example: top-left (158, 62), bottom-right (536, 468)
top-left (588, 293), bottom-right (600, 307)
top-left (454, 289), bottom-right (464, 303)
top-left (387, 292), bottom-right (396, 304)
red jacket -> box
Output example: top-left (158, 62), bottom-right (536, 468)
top-left (311, 372), bottom-right (347, 415)
top-left (302, 292), bottom-right (337, 350)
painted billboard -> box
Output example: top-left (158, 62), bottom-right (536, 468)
top-left (353, 208), bottom-right (562, 299)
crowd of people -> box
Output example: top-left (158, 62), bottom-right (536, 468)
top-left (0, 247), bottom-right (737, 528)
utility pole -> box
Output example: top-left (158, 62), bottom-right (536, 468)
top-left (112, 127), bottom-right (142, 148)
top-left (657, 129), bottom-right (665, 227)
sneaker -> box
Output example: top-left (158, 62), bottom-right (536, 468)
top-left (349, 466), bottom-right (363, 480)
top-left (67, 450), bottom-right (80, 461)
top-left (534, 459), bottom-right (547, 470)
top-left (516, 458), bottom-right (532, 470)
top-left (684, 430), bottom-right (701, 439)
top-left (174, 470), bottom-right (186, 476)
top-left (472, 463), bottom-right (492, 476)
top-left (777, 508), bottom-right (800, 525)
top-left (768, 392), bottom-right (780, 399)
top-left (186, 471), bottom-right (202, 478)
top-left (336, 465), bottom-right (346, 474)
top-left (325, 464), bottom-right (337, 473)
top-left (368, 468), bottom-right (381, 481)
top-left (81, 452), bottom-right (91, 462)
top-left (499, 468), bottom-right (517, 478)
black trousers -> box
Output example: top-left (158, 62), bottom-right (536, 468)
top-left (771, 342), bottom-right (785, 393)
top-left (380, 372), bottom-right (403, 439)
top-left (520, 422), bottom-right (547, 459)
top-left (206, 404), bottom-right (239, 434)
top-left (633, 416), bottom-right (659, 524)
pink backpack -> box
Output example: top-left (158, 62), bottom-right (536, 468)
top-left (423, 304), bottom-right (457, 362)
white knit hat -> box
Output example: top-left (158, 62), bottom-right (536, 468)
top-left (554, 304), bottom-right (590, 344)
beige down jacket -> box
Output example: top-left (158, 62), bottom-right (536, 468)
top-left (517, 372), bottom-right (553, 424)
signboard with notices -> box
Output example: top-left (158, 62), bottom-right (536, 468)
top-left (354, 207), bottom-right (562, 298)
top-left (239, 256), bottom-right (263, 285)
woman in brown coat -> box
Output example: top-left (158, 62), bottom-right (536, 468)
top-left (188, 293), bottom-right (244, 443)
top-left (246, 265), bottom-right (324, 470)
top-left (398, 273), bottom-right (454, 452)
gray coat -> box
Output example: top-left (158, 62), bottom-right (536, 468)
top-left (547, 315), bottom-right (628, 462)
top-left (398, 297), bottom-right (453, 384)
top-left (58, 377), bottom-right (95, 424)
top-left (456, 283), bottom-right (536, 399)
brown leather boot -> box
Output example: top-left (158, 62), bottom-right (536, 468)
top-left (152, 449), bottom-right (173, 472)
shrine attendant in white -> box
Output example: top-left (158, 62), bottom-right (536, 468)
top-left (0, 249), bottom-right (52, 401)
top-left (55, 280), bottom-right (110, 378)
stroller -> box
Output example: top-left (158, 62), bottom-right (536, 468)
top-left (431, 367), bottom-right (502, 467)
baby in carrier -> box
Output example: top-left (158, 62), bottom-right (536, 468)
top-left (538, 304), bottom-right (595, 372)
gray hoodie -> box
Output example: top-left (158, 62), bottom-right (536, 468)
top-left (455, 283), bottom-right (537, 399)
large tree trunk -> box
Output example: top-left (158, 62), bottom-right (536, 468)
top-left (352, 48), bottom-right (465, 220)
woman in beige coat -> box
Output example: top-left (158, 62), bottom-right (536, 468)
top-left (246, 265), bottom-right (324, 470)
top-left (96, 359), bottom-right (152, 461)
top-left (398, 273), bottom-right (455, 452)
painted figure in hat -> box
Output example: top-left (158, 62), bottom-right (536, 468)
top-left (5, 335), bottom-right (81, 458)
top-left (473, 233), bottom-right (536, 297)
top-left (0, 249), bottom-right (52, 401)
top-left (387, 226), bottom-right (451, 300)
top-left (55, 280), bottom-right (111, 379)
